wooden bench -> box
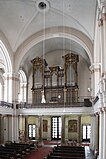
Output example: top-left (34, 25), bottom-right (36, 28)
top-left (46, 155), bottom-right (84, 159)
top-left (45, 145), bottom-right (85, 159)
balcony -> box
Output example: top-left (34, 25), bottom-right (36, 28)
top-left (0, 96), bottom-right (92, 109)
top-left (16, 96), bottom-right (92, 109)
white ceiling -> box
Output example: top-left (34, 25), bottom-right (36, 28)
top-left (0, 0), bottom-right (97, 74)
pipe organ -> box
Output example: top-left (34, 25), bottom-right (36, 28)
top-left (31, 53), bottom-right (79, 104)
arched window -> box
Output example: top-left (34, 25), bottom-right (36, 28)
top-left (18, 70), bottom-right (27, 103)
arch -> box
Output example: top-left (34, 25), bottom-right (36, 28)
top-left (0, 59), bottom-right (5, 70)
top-left (18, 69), bottom-right (27, 102)
top-left (0, 40), bottom-right (12, 73)
top-left (15, 26), bottom-right (93, 72)
top-left (19, 69), bottom-right (27, 83)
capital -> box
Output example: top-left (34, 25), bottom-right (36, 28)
top-left (101, 1), bottom-right (106, 13)
top-left (89, 63), bottom-right (101, 74)
top-left (98, 18), bottom-right (103, 26)
top-left (3, 72), bottom-right (19, 78)
top-left (102, 107), bottom-right (106, 112)
top-left (99, 107), bottom-right (104, 113)
top-left (95, 112), bottom-right (99, 116)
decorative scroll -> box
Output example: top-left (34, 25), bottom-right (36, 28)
top-left (68, 120), bottom-right (77, 132)
top-left (43, 120), bottom-right (48, 132)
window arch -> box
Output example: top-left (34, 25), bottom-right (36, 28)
top-left (18, 70), bottom-right (27, 103)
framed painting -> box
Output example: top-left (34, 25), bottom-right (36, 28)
top-left (43, 120), bottom-right (48, 132)
top-left (68, 120), bottom-right (77, 132)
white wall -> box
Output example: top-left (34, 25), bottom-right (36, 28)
top-left (0, 69), bottom-right (4, 101)
top-left (78, 56), bottom-right (91, 102)
top-left (28, 72), bottom-right (32, 103)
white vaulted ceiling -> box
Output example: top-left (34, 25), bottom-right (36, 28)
top-left (0, 0), bottom-right (97, 74)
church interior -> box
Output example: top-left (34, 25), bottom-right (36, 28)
top-left (0, 0), bottom-right (106, 159)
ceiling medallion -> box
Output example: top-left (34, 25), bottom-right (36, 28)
top-left (36, 0), bottom-right (50, 12)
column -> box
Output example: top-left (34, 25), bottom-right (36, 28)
top-left (103, 107), bottom-right (106, 159)
top-left (25, 115), bottom-right (28, 141)
top-left (14, 115), bottom-right (19, 142)
top-left (90, 115), bottom-right (94, 149)
top-left (77, 115), bottom-right (81, 143)
top-left (18, 115), bottom-right (25, 141)
top-left (38, 115), bottom-right (43, 142)
top-left (90, 64), bottom-right (101, 97)
top-left (95, 113), bottom-right (99, 150)
top-left (98, 79), bottom-right (103, 105)
top-left (99, 1), bottom-right (106, 76)
top-left (61, 115), bottom-right (65, 144)
top-left (20, 82), bottom-right (27, 102)
top-left (3, 72), bottom-right (19, 103)
top-left (64, 87), bottom-right (67, 103)
top-left (92, 10), bottom-right (101, 96)
top-left (98, 14), bottom-right (104, 76)
top-left (90, 115), bottom-right (97, 150)
top-left (102, 74), bottom-right (106, 159)
top-left (11, 101), bottom-right (19, 142)
top-left (3, 115), bottom-right (10, 143)
top-left (48, 117), bottom-right (51, 141)
top-left (98, 108), bottom-right (104, 159)
top-left (102, 2), bottom-right (106, 73)
top-left (0, 115), bottom-right (4, 143)
top-left (12, 114), bottom-right (19, 142)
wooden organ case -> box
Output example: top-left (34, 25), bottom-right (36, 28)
top-left (31, 53), bottom-right (79, 105)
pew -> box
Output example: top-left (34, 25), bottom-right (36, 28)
top-left (45, 145), bottom-right (85, 159)
top-left (0, 141), bottom-right (38, 159)
top-left (46, 156), bottom-right (84, 159)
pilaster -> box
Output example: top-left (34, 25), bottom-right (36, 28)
top-left (98, 12), bottom-right (104, 76)
top-left (77, 115), bottom-right (81, 143)
top-left (25, 116), bottom-right (28, 141)
top-left (3, 72), bottom-right (19, 103)
top-left (90, 114), bottom-right (96, 150)
top-left (12, 113), bottom-right (19, 142)
top-left (0, 115), bottom-right (4, 143)
top-left (61, 115), bottom-right (65, 144)
top-left (38, 115), bottom-right (43, 142)
top-left (95, 113), bottom-right (99, 150)
top-left (98, 79), bottom-right (104, 108)
top-left (89, 63), bottom-right (101, 96)
top-left (102, 107), bottom-right (106, 159)
top-left (98, 1), bottom-right (106, 76)
top-left (98, 108), bottom-right (104, 159)
top-left (19, 81), bottom-right (27, 103)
